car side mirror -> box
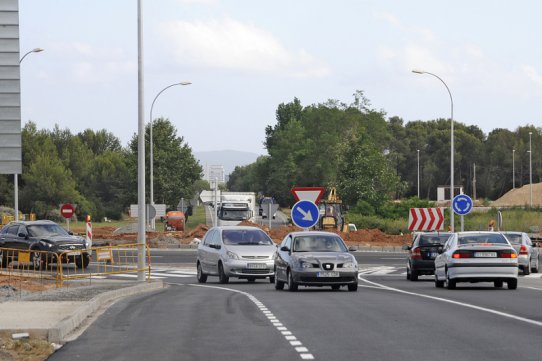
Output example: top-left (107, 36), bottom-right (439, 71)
top-left (348, 246), bottom-right (358, 252)
top-left (211, 244), bottom-right (221, 250)
top-left (280, 246), bottom-right (290, 252)
top-left (402, 245), bottom-right (411, 251)
top-left (68, 231), bottom-right (74, 235)
top-left (437, 247), bottom-right (444, 254)
top-left (18, 232), bottom-right (28, 239)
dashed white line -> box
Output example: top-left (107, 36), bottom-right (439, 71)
top-left (188, 284), bottom-right (315, 359)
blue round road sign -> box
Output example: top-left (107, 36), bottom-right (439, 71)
top-left (452, 194), bottom-right (473, 216)
top-left (291, 200), bottom-right (320, 229)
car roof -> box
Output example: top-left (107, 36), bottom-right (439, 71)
top-left (212, 226), bottom-right (265, 231)
top-left (6, 220), bottom-right (57, 226)
top-left (287, 231), bottom-right (342, 237)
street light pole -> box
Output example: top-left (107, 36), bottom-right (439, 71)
top-left (149, 81), bottom-right (191, 229)
top-left (412, 70), bottom-right (455, 231)
top-left (529, 132), bottom-right (533, 208)
top-left (417, 149), bottom-right (420, 198)
top-left (137, 0), bottom-right (146, 281)
top-left (17, 48), bottom-right (44, 221)
top-left (512, 149), bottom-right (515, 189)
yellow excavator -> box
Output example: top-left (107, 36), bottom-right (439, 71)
top-left (317, 187), bottom-right (349, 232)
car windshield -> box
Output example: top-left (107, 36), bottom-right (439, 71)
top-left (27, 224), bottom-right (69, 237)
top-left (502, 234), bottom-right (522, 245)
top-left (219, 209), bottom-right (250, 221)
top-left (419, 234), bottom-right (450, 246)
top-left (458, 234), bottom-right (509, 246)
top-left (292, 235), bottom-right (347, 252)
top-left (222, 229), bottom-right (273, 246)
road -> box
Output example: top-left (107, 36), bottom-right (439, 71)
top-left (50, 251), bottom-right (542, 361)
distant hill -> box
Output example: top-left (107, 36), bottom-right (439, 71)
top-left (194, 150), bottom-right (262, 175)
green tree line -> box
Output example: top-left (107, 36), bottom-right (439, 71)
top-left (0, 118), bottom-right (203, 221)
top-left (227, 91), bottom-right (541, 215)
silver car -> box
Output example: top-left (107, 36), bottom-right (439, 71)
top-left (435, 232), bottom-right (518, 290)
top-left (274, 231), bottom-right (358, 292)
top-left (501, 232), bottom-right (540, 275)
top-left (196, 226), bottom-right (276, 284)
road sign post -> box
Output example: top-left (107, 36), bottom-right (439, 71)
top-left (291, 200), bottom-right (320, 230)
top-left (452, 195), bottom-right (473, 232)
top-left (60, 203), bottom-right (75, 231)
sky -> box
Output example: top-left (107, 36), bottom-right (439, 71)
top-left (17, 0), bottom-right (542, 155)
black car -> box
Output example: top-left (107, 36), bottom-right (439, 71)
top-left (404, 232), bottom-right (452, 281)
top-left (0, 220), bottom-right (91, 269)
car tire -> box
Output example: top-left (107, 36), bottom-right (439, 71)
top-left (494, 280), bottom-right (503, 288)
top-left (1, 251), bottom-right (8, 268)
top-left (75, 254), bottom-right (90, 269)
top-left (507, 279), bottom-right (518, 290)
top-left (445, 271), bottom-right (456, 290)
top-left (435, 275), bottom-right (444, 288)
top-left (287, 270), bottom-right (298, 292)
top-left (531, 257), bottom-right (539, 273)
top-left (274, 273), bottom-right (284, 290)
top-left (347, 283), bottom-right (358, 292)
top-left (410, 268), bottom-right (418, 281)
top-left (197, 262), bottom-right (207, 283)
top-left (31, 250), bottom-right (45, 271)
top-left (247, 277), bottom-right (256, 283)
top-left (269, 276), bottom-right (275, 284)
top-left (406, 266), bottom-right (411, 280)
top-left (331, 285), bottom-right (340, 291)
top-left (218, 263), bottom-right (229, 284)
top-left (523, 263), bottom-right (531, 276)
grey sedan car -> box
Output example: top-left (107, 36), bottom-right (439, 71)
top-left (435, 232), bottom-right (518, 290)
top-left (501, 232), bottom-right (539, 275)
top-left (196, 226), bottom-right (276, 284)
top-left (274, 231), bottom-right (358, 292)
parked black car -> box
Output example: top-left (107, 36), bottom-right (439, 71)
top-left (404, 232), bottom-right (452, 281)
top-left (0, 220), bottom-right (91, 269)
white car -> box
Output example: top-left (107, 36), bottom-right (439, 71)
top-left (434, 232), bottom-right (518, 290)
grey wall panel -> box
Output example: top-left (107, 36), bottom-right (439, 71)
top-left (0, 66), bottom-right (19, 79)
top-left (0, 24), bottom-right (18, 37)
top-left (0, 120), bottom-right (21, 132)
top-left (0, 79), bottom-right (18, 92)
top-left (0, 0), bottom-right (18, 11)
top-left (0, 39), bottom-right (19, 51)
top-left (0, 11), bottom-right (17, 25)
top-left (0, 134), bottom-right (20, 147)
top-left (0, 106), bottom-right (19, 120)
top-left (0, 147), bottom-right (20, 160)
top-left (0, 92), bottom-right (19, 106)
top-left (0, 52), bottom-right (18, 65)
top-left (0, 162), bottom-right (21, 173)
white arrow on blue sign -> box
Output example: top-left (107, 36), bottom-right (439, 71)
top-left (291, 200), bottom-right (320, 229)
top-left (452, 194), bottom-right (473, 216)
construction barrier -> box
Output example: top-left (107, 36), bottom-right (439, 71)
top-left (0, 243), bottom-right (151, 287)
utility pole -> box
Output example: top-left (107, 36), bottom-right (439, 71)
top-left (472, 163), bottom-right (476, 201)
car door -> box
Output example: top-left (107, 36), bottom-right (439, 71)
top-left (208, 230), bottom-right (223, 273)
top-left (525, 234), bottom-right (539, 265)
top-left (2, 225), bottom-right (23, 249)
top-left (199, 229), bottom-right (216, 274)
top-left (275, 235), bottom-right (292, 281)
top-left (435, 236), bottom-right (452, 279)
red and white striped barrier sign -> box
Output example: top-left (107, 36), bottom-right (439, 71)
top-left (408, 208), bottom-right (444, 231)
top-left (86, 221), bottom-right (92, 246)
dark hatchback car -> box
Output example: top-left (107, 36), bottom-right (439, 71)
top-left (404, 232), bottom-right (452, 281)
top-left (0, 220), bottom-right (91, 269)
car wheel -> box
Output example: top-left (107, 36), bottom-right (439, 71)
top-left (269, 276), bottom-right (275, 284)
top-left (197, 262), bottom-right (207, 283)
top-left (1, 251), bottom-right (8, 268)
top-left (31, 250), bottom-right (45, 271)
top-left (406, 266), bottom-right (411, 280)
top-left (331, 285), bottom-right (340, 291)
top-left (494, 280), bottom-right (503, 288)
top-left (347, 283), bottom-right (358, 292)
top-left (531, 257), bottom-right (539, 273)
top-left (287, 270), bottom-right (298, 292)
top-left (218, 263), bottom-right (229, 284)
top-left (274, 273), bottom-right (284, 290)
top-left (507, 279), bottom-right (518, 290)
top-left (247, 277), bottom-right (256, 283)
top-left (410, 268), bottom-right (418, 281)
top-left (445, 271), bottom-right (456, 290)
top-left (523, 263), bottom-right (531, 276)
top-left (75, 254), bottom-right (90, 269)
top-left (435, 274), bottom-right (444, 288)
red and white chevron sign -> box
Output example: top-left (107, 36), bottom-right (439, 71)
top-left (408, 208), bottom-right (444, 231)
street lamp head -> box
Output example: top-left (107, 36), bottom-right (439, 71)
top-left (32, 48), bottom-right (44, 53)
top-left (179, 81), bottom-right (192, 86)
top-left (412, 69), bottom-right (425, 74)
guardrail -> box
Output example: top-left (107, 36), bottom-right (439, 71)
top-left (1, 243), bottom-right (151, 287)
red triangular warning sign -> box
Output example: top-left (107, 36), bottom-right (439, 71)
top-left (291, 187), bottom-right (326, 203)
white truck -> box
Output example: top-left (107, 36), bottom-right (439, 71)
top-left (200, 191), bottom-right (257, 226)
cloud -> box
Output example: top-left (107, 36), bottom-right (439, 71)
top-left (158, 17), bottom-right (330, 78)
top-left (521, 64), bottom-right (542, 86)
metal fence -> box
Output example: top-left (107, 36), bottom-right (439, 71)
top-left (0, 243), bottom-right (150, 287)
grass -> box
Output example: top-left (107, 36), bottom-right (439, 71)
top-left (185, 205), bottom-right (207, 230)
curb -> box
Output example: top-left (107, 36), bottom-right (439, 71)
top-left (48, 280), bottom-right (164, 343)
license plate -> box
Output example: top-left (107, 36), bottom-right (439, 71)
top-left (317, 271), bottom-right (339, 277)
top-left (430, 252), bottom-right (438, 258)
top-left (247, 263), bottom-right (267, 269)
top-left (66, 252), bottom-right (80, 257)
top-left (474, 252), bottom-right (497, 258)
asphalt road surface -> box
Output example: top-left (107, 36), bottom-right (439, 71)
top-left (51, 253), bottom-right (542, 361)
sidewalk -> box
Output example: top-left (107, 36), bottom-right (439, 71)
top-left (0, 280), bottom-right (164, 343)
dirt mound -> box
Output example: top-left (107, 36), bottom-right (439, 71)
top-left (492, 183), bottom-right (542, 207)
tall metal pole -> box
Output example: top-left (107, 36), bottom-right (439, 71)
top-left (17, 48), bottom-right (44, 221)
top-left (512, 149), bottom-right (516, 189)
top-left (417, 149), bottom-right (420, 198)
top-left (529, 132), bottom-right (533, 208)
top-left (149, 82), bottom-right (191, 230)
top-left (137, 0), bottom-right (146, 281)
top-left (412, 70), bottom-right (454, 231)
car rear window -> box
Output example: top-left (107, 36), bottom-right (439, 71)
top-left (419, 235), bottom-right (450, 246)
top-left (503, 234), bottom-right (522, 245)
top-left (458, 234), bottom-right (509, 245)
top-left (222, 229), bottom-right (274, 246)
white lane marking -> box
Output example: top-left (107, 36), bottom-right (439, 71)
top-left (109, 274), bottom-right (165, 279)
top-left (380, 258), bottom-right (404, 260)
top-left (188, 284), bottom-right (315, 359)
top-left (524, 286), bottom-right (542, 291)
top-left (358, 277), bottom-right (542, 328)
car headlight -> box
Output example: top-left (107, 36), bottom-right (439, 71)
top-left (342, 262), bottom-right (357, 269)
top-left (39, 240), bottom-right (52, 248)
top-left (226, 250), bottom-right (239, 260)
top-left (299, 260), bottom-right (313, 268)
